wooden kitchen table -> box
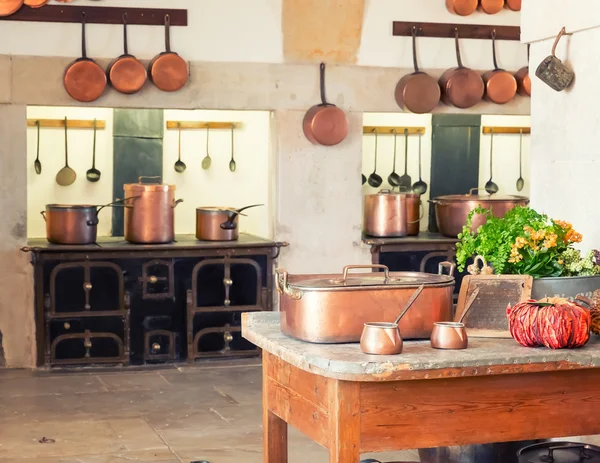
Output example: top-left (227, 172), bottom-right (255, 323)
top-left (242, 312), bottom-right (600, 463)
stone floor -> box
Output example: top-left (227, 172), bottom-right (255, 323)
top-left (0, 360), bottom-right (419, 463)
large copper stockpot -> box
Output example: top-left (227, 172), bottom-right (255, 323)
top-left (430, 188), bottom-right (529, 238)
top-left (277, 263), bottom-right (455, 343)
top-left (195, 204), bottom-right (263, 241)
top-left (123, 177), bottom-right (183, 244)
top-left (363, 189), bottom-right (407, 238)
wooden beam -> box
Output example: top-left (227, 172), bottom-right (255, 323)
top-left (393, 21), bottom-right (521, 41)
top-left (482, 126), bottom-right (531, 134)
top-left (166, 121), bottom-right (242, 130)
top-left (363, 126), bottom-right (426, 135)
top-left (27, 119), bottom-right (106, 129)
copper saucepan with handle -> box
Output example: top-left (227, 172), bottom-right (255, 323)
top-left (482, 30), bottom-right (517, 104)
top-left (439, 29), bottom-right (484, 109)
top-left (395, 27), bottom-right (441, 114)
top-left (107, 13), bottom-right (147, 95)
top-left (514, 44), bottom-right (531, 97)
top-left (0, 0), bottom-right (23, 16)
top-left (303, 62), bottom-right (348, 147)
top-left (445, 0), bottom-right (477, 16)
top-left (196, 204), bottom-right (263, 241)
top-left (148, 14), bottom-right (189, 92)
top-left (479, 0), bottom-right (504, 14)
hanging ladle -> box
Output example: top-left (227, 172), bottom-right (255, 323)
top-left (174, 123), bottom-right (186, 173)
top-left (360, 284), bottom-right (425, 355)
top-left (387, 129), bottom-right (401, 187)
top-left (367, 130), bottom-right (382, 188)
top-left (86, 118), bottom-right (101, 182)
top-left (412, 133), bottom-right (428, 195)
top-left (33, 120), bottom-right (42, 175)
top-left (201, 125), bottom-right (212, 170)
top-left (229, 125), bottom-right (237, 172)
top-left (56, 117), bottom-right (77, 187)
top-left (398, 128), bottom-right (412, 191)
top-left (484, 131), bottom-right (499, 194)
top-left (516, 129), bottom-right (525, 192)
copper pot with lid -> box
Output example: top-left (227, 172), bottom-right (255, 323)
top-left (439, 29), bottom-right (485, 109)
top-left (430, 188), bottom-right (530, 238)
top-left (363, 189), bottom-right (407, 238)
top-left (196, 204), bottom-right (263, 241)
top-left (122, 177), bottom-right (183, 244)
top-left (482, 31), bottom-right (517, 104)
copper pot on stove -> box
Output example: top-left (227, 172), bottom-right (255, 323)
top-left (363, 189), bottom-right (407, 238)
top-left (196, 204), bottom-right (263, 241)
top-left (123, 177), bottom-right (183, 244)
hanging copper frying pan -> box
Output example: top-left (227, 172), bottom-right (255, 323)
top-left (438, 29), bottom-right (484, 109)
top-left (505, 0), bottom-right (521, 11)
top-left (24, 0), bottom-right (47, 8)
top-left (514, 44), bottom-right (531, 97)
top-left (395, 27), bottom-right (440, 114)
top-left (64, 13), bottom-right (107, 103)
top-left (302, 62), bottom-right (348, 146)
top-left (482, 31), bottom-right (517, 104)
top-left (445, 0), bottom-right (477, 16)
top-left (148, 14), bottom-right (189, 92)
top-left (107, 13), bottom-right (147, 95)
top-left (479, 0), bottom-right (504, 14)
top-left (0, 0), bottom-right (23, 16)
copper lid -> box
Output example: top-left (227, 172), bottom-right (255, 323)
top-left (124, 176), bottom-right (175, 192)
top-left (289, 271), bottom-right (453, 291)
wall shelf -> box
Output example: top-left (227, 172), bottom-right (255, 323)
top-left (482, 126), bottom-right (530, 134)
top-left (0, 5), bottom-right (187, 26)
top-left (393, 21), bottom-right (520, 41)
top-left (363, 126), bottom-right (426, 135)
top-left (166, 121), bottom-right (242, 130)
top-left (27, 119), bottom-right (106, 129)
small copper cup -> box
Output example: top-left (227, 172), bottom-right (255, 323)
top-left (360, 322), bottom-right (403, 355)
top-left (430, 322), bottom-right (468, 349)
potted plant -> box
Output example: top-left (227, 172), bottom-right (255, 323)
top-left (455, 206), bottom-right (600, 299)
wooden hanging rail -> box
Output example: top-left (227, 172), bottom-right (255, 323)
top-left (166, 121), bottom-right (242, 130)
top-left (393, 21), bottom-right (521, 41)
top-left (482, 126), bottom-right (531, 134)
top-left (27, 119), bottom-right (106, 129)
top-left (363, 126), bottom-right (426, 135)
top-left (0, 6), bottom-right (187, 26)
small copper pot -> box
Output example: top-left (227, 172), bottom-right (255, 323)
top-left (360, 323), bottom-right (403, 355)
top-left (195, 204), bottom-right (263, 241)
top-left (430, 322), bottom-right (468, 349)
top-left (363, 189), bottom-right (407, 238)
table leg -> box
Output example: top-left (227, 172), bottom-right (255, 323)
top-left (328, 379), bottom-right (360, 463)
top-left (263, 353), bottom-right (288, 463)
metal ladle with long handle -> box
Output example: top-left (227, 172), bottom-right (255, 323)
top-left (86, 119), bottom-right (101, 182)
top-left (398, 128), bottom-right (412, 190)
top-left (229, 125), bottom-right (237, 172)
top-left (56, 117), bottom-right (76, 187)
top-left (33, 120), bottom-right (42, 175)
top-left (485, 131), bottom-right (499, 194)
top-left (516, 129), bottom-right (525, 192)
top-left (412, 133), bottom-right (428, 194)
top-left (367, 130), bottom-right (382, 188)
top-left (387, 129), bottom-right (401, 187)
top-left (174, 123), bottom-right (186, 173)
top-left (201, 125), bottom-right (212, 170)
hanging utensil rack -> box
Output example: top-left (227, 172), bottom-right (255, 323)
top-left (0, 5), bottom-right (187, 26)
top-left (363, 126), bottom-right (426, 135)
top-left (26, 119), bottom-right (106, 129)
top-left (482, 126), bottom-right (530, 134)
top-left (166, 121), bottom-right (242, 130)
top-left (393, 21), bottom-right (520, 41)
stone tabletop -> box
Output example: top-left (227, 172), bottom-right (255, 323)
top-left (242, 312), bottom-right (600, 382)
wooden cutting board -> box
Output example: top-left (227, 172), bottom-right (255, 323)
top-left (454, 274), bottom-right (533, 338)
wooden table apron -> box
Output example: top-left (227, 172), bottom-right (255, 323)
top-left (262, 351), bottom-right (600, 463)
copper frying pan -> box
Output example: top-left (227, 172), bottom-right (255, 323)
top-left (0, 0), bottom-right (23, 16)
top-left (148, 14), bottom-right (189, 92)
top-left (107, 13), bottom-right (147, 95)
top-left (438, 29), bottom-right (484, 109)
top-left (64, 13), bottom-right (107, 103)
top-left (395, 27), bottom-right (440, 114)
top-left (302, 63), bottom-right (348, 146)
top-left (505, 0), bottom-right (521, 10)
top-left (24, 0), bottom-right (47, 8)
top-left (514, 44), bottom-right (531, 97)
top-left (482, 31), bottom-right (517, 104)
top-left (445, 0), bottom-right (477, 16)
top-left (479, 0), bottom-right (504, 14)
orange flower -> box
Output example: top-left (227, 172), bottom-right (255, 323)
top-left (543, 232), bottom-right (558, 248)
top-left (554, 219), bottom-right (572, 230)
top-left (565, 229), bottom-right (583, 243)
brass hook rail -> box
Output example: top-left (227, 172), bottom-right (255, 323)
top-left (482, 126), bottom-right (530, 134)
top-left (27, 119), bottom-right (106, 129)
top-left (393, 21), bottom-right (521, 41)
top-left (166, 121), bottom-right (242, 130)
top-left (363, 126), bottom-right (426, 135)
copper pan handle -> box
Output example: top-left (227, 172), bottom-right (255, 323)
top-left (138, 176), bottom-right (162, 184)
top-left (342, 264), bottom-right (390, 281)
top-left (468, 188), bottom-right (494, 196)
top-left (275, 268), bottom-right (303, 300)
top-left (407, 201), bottom-right (424, 224)
top-left (438, 261), bottom-right (456, 276)
top-left (172, 199), bottom-right (184, 208)
top-left (40, 210), bottom-right (46, 221)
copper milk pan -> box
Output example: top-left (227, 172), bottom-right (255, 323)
top-left (360, 285), bottom-right (425, 355)
top-left (515, 45), bottom-right (531, 97)
top-left (430, 287), bottom-right (479, 349)
top-left (482, 31), bottom-right (517, 104)
top-left (148, 14), bottom-right (189, 92)
top-left (303, 63), bottom-right (348, 147)
top-left (439, 29), bottom-right (484, 109)
top-left (107, 13), bottom-right (147, 95)
top-left (277, 263), bottom-right (455, 343)
top-left (395, 27), bottom-right (441, 114)
top-left (64, 13), bottom-right (107, 103)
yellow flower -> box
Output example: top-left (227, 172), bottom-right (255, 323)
top-left (555, 219), bottom-right (572, 230)
top-left (558, 259), bottom-right (564, 265)
top-left (566, 228), bottom-right (583, 243)
top-left (543, 232), bottom-right (558, 248)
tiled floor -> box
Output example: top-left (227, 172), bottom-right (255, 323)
top-left (0, 360), bottom-right (419, 463)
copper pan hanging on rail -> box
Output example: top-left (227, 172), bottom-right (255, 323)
top-left (445, 0), bottom-right (477, 16)
top-left (107, 13), bottom-right (147, 95)
top-left (514, 44), bottom-right (531, 97)
top-left (479, 0), bottom-right (505, 14)
top-left (438, 29), bottom-right (484, 109)
top-left (395, 27), bottom-right (441, 114)
top-left (302, 62), bottom-right (348, 146)
top-left (0, 0), bottom-right (23, 16)
top-left (64, 12), bottom-right (107, 103)
top-left (148, 14), bottom-right (189, 92)
top-left (505, 0), bottom-right (521, 11)
top-left (23, 0), bottom-right (47, 8)
top-left (482, 30), bottom-right (517, 104)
